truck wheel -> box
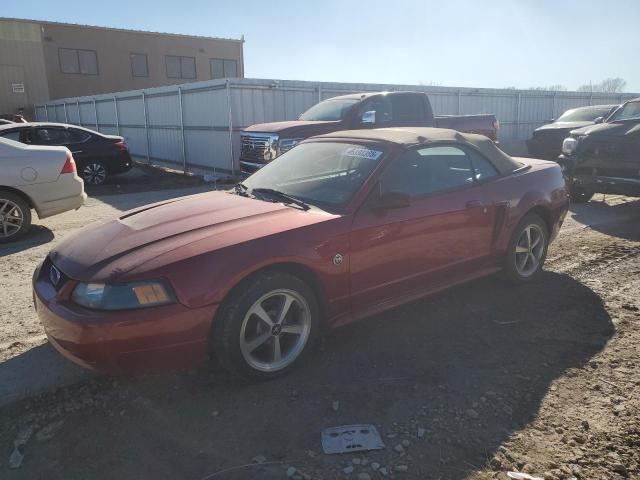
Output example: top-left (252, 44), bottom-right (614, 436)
top-left (502, 213), bottom-right (548, 284)
top-left (569, 186), bottom-right (594, 203)
top-left (0, 191), bottom-right (32, 243)
top-left (211, 272), bottom-right (320, 380)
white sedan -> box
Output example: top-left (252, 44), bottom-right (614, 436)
top-left (0, 137), bottom-right (86, 242)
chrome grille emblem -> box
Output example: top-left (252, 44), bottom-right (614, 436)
top-left (49, 265), bottom-right (62, 287)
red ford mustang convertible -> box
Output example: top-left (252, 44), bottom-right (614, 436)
top-left (33, 128), bottom-right (569, 378)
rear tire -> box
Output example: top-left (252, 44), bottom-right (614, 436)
top-left (569, 186), bottom-right (594, 203)
top-left (211, 272), bottom-right (320, 380)
top-left (82, 161), bottom-right (108, 185)
top-left (0, 191), bottom-right (31, 243)
top-left (502, 213), bottom-right (548, 284)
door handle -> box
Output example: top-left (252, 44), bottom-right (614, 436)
top-left (71, 150), bottom-right (83, 154)
top-left (466, 200), bottom-right (484, 208)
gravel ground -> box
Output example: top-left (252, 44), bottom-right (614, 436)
top-left (0, 192), bottom-right (638, 480)
top-left (0, 182), bottom-right (214, 403)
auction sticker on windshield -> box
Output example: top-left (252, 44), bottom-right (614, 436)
top-left (344, 147), bottom-right (383, 161)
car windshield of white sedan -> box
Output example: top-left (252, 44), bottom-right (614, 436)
top-left (243, 142), bottom-right (384, 209)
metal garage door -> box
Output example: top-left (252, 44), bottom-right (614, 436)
top-left (0, 65), bottom-right (29, 114)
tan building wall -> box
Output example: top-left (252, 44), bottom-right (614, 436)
top-left (41, 23), bottom-right (244, 100)
top-left (0, 18), bottom-right (244, 115)
top-left (0, 19), bottom-right (50, 114)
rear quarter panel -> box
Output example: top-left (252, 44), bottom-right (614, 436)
top-left (490, 158), bottom-right (569, 255)
top-left (0, 139), bottom-right (79, 214)
top-left (0, 139), bottom-right (68, 186)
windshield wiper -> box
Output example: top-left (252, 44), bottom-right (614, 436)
top-left (251, 188), bottom-right (310, 210)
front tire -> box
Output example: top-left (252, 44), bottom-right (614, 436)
top-left (502, 213), bottom-right (548, 284)
top-left (212, 272), bottom-right (320, 380)
top-left (0, 191), bottom-right (32, 243)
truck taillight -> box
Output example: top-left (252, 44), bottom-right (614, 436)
top-left (494, 119), bottom-right (500, 130)
top-left (60, 151), bottom-right (77, 174)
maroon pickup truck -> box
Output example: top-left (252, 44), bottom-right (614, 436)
top-left (239, 91), bottom-right (499, 173)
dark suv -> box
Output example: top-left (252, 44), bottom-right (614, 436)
top-left (526, 104), bottom-right (618, 160)
top-left (558, 98), bottom-right (640, 202)
top-left (0, 122), bottom-right (132, 185)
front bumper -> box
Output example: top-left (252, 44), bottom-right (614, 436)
top-left (570, 174), bottom-right (640, 197)
top-left (33, 260), bottom-right (218, 374)
top-left (526, 138), bottom-right (561, 160)
top-left (558, 154), bottom-right (640, 197)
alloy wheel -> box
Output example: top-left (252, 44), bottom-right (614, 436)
top-left (239, 289), bottom-right (312, 372)
top-left (514, 224), bottom-right (545, 277)
top-left (0, 199), bottom-right (24, 239)
top-left (83, 163), bottom-right (107, 185)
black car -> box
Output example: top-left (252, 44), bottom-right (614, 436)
top-left (526, 104), bottom-right (618, 160)
top-left (558, 98), bottom-right (640, 202)
top-left (0, 122), bottom-right (132, 185)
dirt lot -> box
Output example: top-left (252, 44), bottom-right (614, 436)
top-left (0, 189), bottom-right (638, 480)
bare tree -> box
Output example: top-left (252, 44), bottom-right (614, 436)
top-left (527, 85), bottom-right (567, 91)
top-left (577, 78), bottom-right (626, 93)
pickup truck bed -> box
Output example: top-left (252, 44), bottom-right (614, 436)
top-left (433, 114), bottom-right (498, 140)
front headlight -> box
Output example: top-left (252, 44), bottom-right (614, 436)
top-left (72, 279), bottom-right (176, 310)
top-left (278, 138), bottom-right (303, 154)
top-left (562, 137), bottom-right (578, 155)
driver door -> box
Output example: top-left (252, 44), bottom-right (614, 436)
top-left (351, 96), bottom-right (393, 129)
top-left (349, 144), bottom-right (497, 314)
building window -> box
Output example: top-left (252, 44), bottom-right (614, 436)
top-left (58, 48), bottom-right (98, 75)
top-left (130, 53), bottom-right (149, 77)
top-left (165, 55), bottom-right (196, 79)
top-left (210, 58), bottom-right (238, 79)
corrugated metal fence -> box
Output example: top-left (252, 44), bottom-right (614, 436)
top-left (34, 78), bottom-right (637, 176)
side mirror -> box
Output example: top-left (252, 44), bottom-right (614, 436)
top-left (361, 110), bottom-right (376, 125)
top-left (372, 191), bottom-right (411, 210)
top-left (594, 116), bottom-right (604, 124)
top-left (549, 118), bottom-right (555, 123)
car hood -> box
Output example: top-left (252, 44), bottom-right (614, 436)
top-left (535, 121), bottom-right (594, 133)
top-left (570, 121), bottom-right (640, 138)
top-left (243, 120), bottom-right (342, 138)
top-left (50, 191), bottom-right (338, 282)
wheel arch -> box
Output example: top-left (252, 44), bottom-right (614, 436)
top-left (525, 204), bottom-right (553, 236)
top-left (214, 261), bottom-right (330, 330)
top-left (0, 186), bottom-right (35, 209)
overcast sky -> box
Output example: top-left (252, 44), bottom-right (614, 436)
top-left (3, 0), bottom-right (639, 92)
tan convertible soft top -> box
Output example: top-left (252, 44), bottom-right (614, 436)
top-left (315, 127), bottom-right (522, 175)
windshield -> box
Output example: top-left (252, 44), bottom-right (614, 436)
top-left (242, 141), bottom-right (385, 209)
top-left (556, 107), bottom-right (613, 122)
top-left (608, 101), bottom-right (640, 122)
top-left (298, 98), bottom-right (359, 121)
